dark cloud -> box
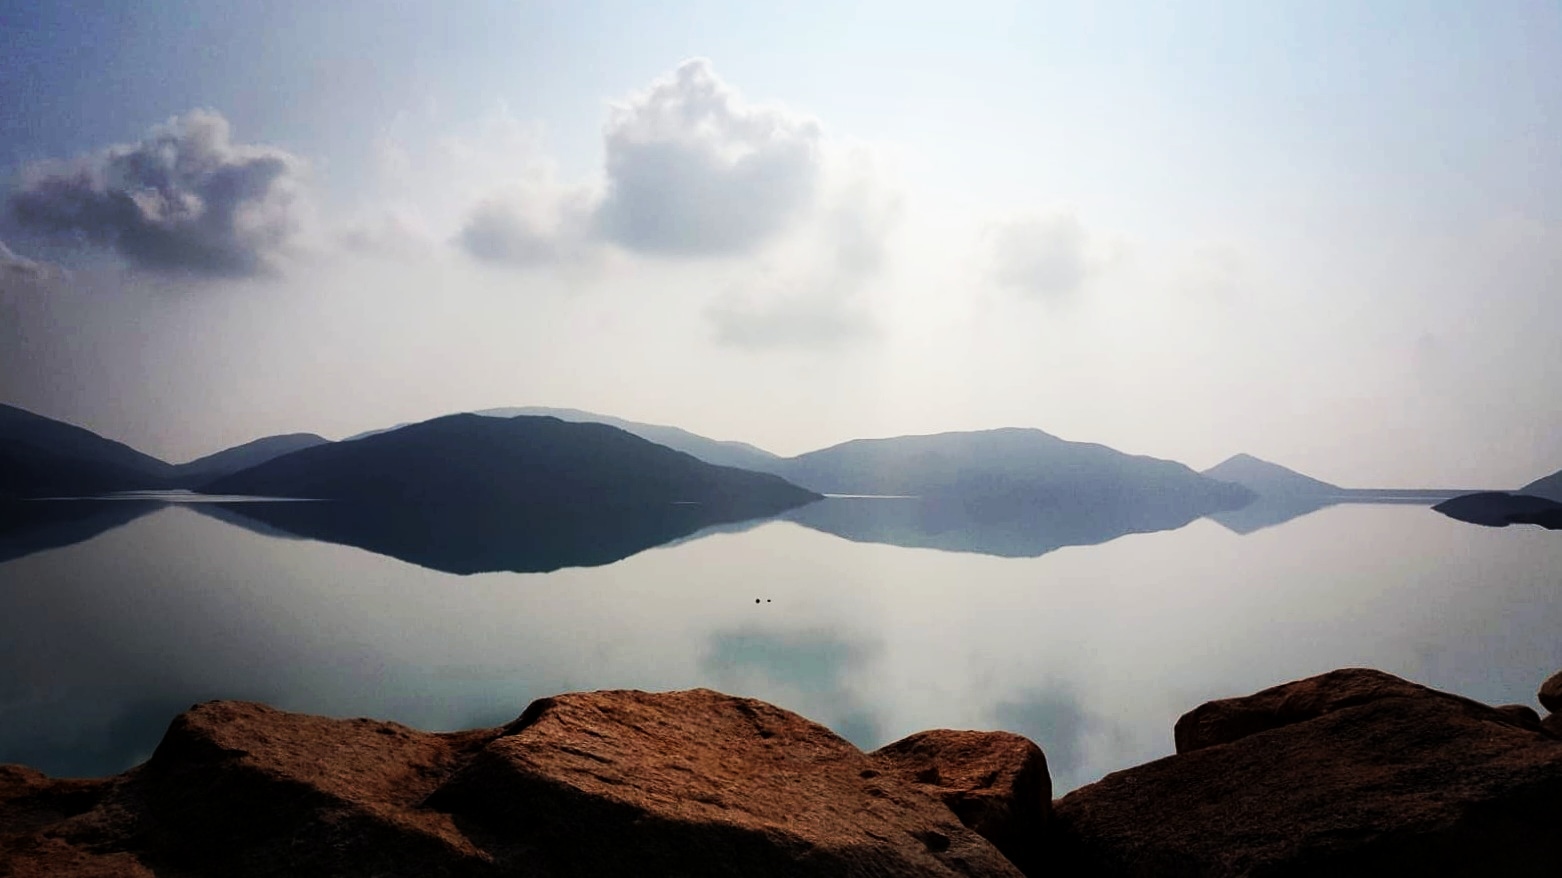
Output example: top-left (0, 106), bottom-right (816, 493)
top-left (986, 214), bottom-right (1092, 300)
top-left (593, 59), bottom-right (823, 256)
top-left (8, 110), bottom-right (303, 276)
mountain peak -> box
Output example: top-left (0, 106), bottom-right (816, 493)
top-left (1203, 454), bottom-right (1340, 497)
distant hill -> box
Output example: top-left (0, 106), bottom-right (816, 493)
top-left (1432, 492), bottom-right (1562, 530)
top-left (475, 407), bottom-right (784, 472)
top-left (1201, 453), bottom-right (1341, 497)
top-left (0, 404), bottom-right (175, 498)
top-left (206, 414), bottom-right (819, 519)
top-left (764, 428), bottom-right (1253, 515)
top-left (1519, 468), bottom-right (1562, 504)
top-left (173, 433), bottom-right (330, 484)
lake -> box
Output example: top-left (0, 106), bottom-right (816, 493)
top-left (2, 497), bottom-right (1559, 793)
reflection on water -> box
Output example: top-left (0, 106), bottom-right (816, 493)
top-left (2, 499), bottom-right (1559, 795)
top-left (785, 495), bottom-right (1219, 557)
top-left (0, 500), bottom-right (167, 564)
top-left (196, 501), bottom-right (782, 575)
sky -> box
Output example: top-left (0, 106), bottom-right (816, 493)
top-left (1, 0), bottom-right (1559, 487)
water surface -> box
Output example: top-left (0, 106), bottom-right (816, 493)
top-left (2, 499), bottom-right (1558, 792)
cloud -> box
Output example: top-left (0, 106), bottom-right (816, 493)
top-left (985, 213), bottom-right (1095, 301)
top-left (8, 110), bottom-right (304, 276)
top-left (460, 183), bottom-right (596, 267)
top-left (594, 59), bottom-right (824, 256)
top-left (707, 287), bottom-right (875, 351)
top-left (707, 145), bottom-right (902, 350)
top-left (0, 240), bottom-right (62, 284)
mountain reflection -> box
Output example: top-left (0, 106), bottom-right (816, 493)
top-left (782, 495), bottom-right (1220, 558)
top-left (1204, 497), bottom-right (1336, 535)
top-left (0, 500), bottom-right (167, 564)
top-left (196, 501), bottom-right (787, 575)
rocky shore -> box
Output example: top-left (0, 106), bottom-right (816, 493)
top-left (5, 668), bottom-right (1562, 877)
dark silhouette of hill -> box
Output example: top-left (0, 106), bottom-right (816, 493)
top-left (173, 433), bottom-right (330, 484)
top-left (0, 499), bottom-right (166, 563)
top-left (1202, 453), bottom-right (1341, 497)
top-left (206, 414), bottom-right (819, 516)
top-left (1520, 468), bottom-right (1562, 504)
top-left (0, 405), bottom-right (176, 498)
top-left (764, 428), bottom-right (1253, 515)
top-left (476, 407), bottom-right (784, 472)
top-left (783, 494), bottom-right (1224, 558)
top-left (1433, 492), bottom-right (1562, 530)
top-left (204, 500), bottom-right (782, 574)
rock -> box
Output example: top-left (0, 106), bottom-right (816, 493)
top-left (1544, 712), bottom-right (1562, 739)
top-left (1540, 669), bottom-right (1562, 713)
top-left (1172, 667), bottom-right (1539, 753)
top-left (2, 691), bottom-right (1024, 877)
top-left (1056, 668), bottom-right (1562, 876)
top-left (1495, 703), bottom-right (1544, 732)
top-left (872, 730), bottom-right (1051, 876)
top-left (428, 688), bottom-right (1022, 877)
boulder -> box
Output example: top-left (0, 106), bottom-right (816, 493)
top-left (1, 691), bottom-right (1025, 878)
top-left (1540, 669), bottom-right (1562, 713)
top-left (1056, 669), bottom-right (1562, 876)
top-left (1494, 703), bottom-right (1544, 732)
top-left (428, 688), bottom-right (1022, 877)
top-left (1544, 712), bottom-right (1562, 739)
top-left (872, 729), bottom-right (1051, 876)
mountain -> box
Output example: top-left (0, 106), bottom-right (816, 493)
top-left (0, 404), bottom-right (175, 498)
top-left (1433, 492), bottom-right (1562, 530)
top-left (765, 428), bottom-right (1253, 514)
top-left (1201, 453), bottom-right (1341, 497)
top-left (173, 433), bottom-right (330, 484)
top-left (1519, 468), bottom-right (1562, 504)
top-left (475, 407), bottom-right (783, 472)
top-left (205, 414), bottom-right (819, 518)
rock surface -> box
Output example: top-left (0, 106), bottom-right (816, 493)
top-left (1057, 669), bottom-right (1562, 876)
top-left (1540, 669), bottom-right (1562, 713)
top-left (872, 730), bottom-right (1051, 877)
top-left (1, 692), bottom-right (1025, 878)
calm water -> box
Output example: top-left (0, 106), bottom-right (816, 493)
top-left (2, 499), bottom-right (1559, 792)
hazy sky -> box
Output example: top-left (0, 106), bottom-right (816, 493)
top-left (2, 1), bottom-right (1558, 486)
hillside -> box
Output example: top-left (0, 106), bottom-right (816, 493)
top-left (766, 428), bottom-right (1253, 514)
top-left (1433, 492), bottom-right (1562, 530)
top-left (1201, 453), bottom-right (1341, 497)
top-left (0, 404), bottom-right (174, 497)
top-left (174, 433), bottom-right (330, 484)
top-left (1520, 468), bottom-right (1562, 503)
top-left (205, 414), bottom-right (819, 518)
top-left (475, 406), bottom-right (783, 472)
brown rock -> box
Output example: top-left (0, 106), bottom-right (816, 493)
top-left (1495, 703), bottom-right (1544, 732)
top-left (429, 688), bottom-right (1022, 876)
top-left (872, 730), bottom-right (1051, 876)
top-left (2, 691), bottom-right (1023, 878)
top-left (1056, 669), bottom-right (1562, 876)
top-left (1540, 669), bottom-right (1562, 713)
top-left (1544, 712), bottom-right (1562, 739)
top-left (1174, 667), bottom-right (1432, 753)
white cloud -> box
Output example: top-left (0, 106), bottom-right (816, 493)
top-left (594, 59), bottom-right (824, 256)
top-left (8, 111), bottom-right (305, 277)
